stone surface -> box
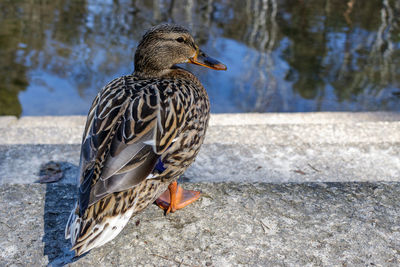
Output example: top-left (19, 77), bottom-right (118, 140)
top-left (0, 116), bottom-right (17, 127)
top-left (1, 142), bottom-right (400, 185)
top-left (0, 183), bottom-right (399, 266)
top-left (1, 113), bottom-right (400, 266)
top-left (2, 112), bottom-right (400, 130)
top-left (1, 113), bottom-right (400, 185)
top-left (2, 114), bottom-right (400, 145)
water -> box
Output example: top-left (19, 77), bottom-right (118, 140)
top-left (0, 0), bottom-right (399, 116)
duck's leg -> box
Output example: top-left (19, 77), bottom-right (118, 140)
top-left (155, 181), bottom-right (201, 214)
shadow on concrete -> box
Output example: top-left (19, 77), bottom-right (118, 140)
top-left (42, 161), bottom-right (79, 266)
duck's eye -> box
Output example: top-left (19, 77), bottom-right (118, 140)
top-left (176, 37), bottom-right (185, 43)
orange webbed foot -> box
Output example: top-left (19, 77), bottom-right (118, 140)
top-left (155, 181), bottom-right (201, 214)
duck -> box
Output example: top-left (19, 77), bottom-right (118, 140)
top-left (65, 24), bottom-right (227, 256)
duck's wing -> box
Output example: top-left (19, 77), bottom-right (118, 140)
top-left (77, 76), bottom-right (188, 216)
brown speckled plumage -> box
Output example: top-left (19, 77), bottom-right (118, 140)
top-left (65, 24), bottom-right (225, 256)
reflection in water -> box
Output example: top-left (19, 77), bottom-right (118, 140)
top-left (0, 0), bottom-right (399, 116)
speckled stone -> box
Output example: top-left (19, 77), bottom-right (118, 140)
top-left (1, 183), bottom-right (399, 266)
top-left (1, 113), bottom-right (400, 185)
top-left (1, 114), bottom-right (400, 266)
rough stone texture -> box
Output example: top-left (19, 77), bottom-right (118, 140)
top-left (207, 112), bottom-right (400, 125)
top-left (1, 142), bottom-right (400, 185)
top-left (0, 183), bottom-right (399, 266)
top-left (2, 114), bottom-right (400, 145)
top-left (1, 113), bottom-right (400, 266)
top-left (1, 113), bottom-right (400, 185)
top-left (2, 112), bottom-right (400, 130)
top-left (0, 145), bottom-right (80, 185)
top-left (0, 116), bottom-right (17, 127)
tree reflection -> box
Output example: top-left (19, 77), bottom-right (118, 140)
top-left (0, 0), bottom-right (399, 115)
top-left (0, 0), bottom-right (88, 116)
top-left (0, 1), bottom-right (28, 116)
top-left (225, 0), bottom-right (400, 111)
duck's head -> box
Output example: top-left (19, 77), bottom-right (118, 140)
top-left (134, 24), bottom-right (227, 77)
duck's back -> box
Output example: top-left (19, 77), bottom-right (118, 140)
top-left (66, 69), bottom-right (210, 255)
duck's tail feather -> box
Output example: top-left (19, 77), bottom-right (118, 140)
top-left (65, 201), bottom-right (134, 256)
top-left (65, 203), bottom-right (82, 249)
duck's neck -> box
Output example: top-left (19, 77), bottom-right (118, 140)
top-left (133, 68), bottom-right (172, 79)
top-left (134, 65), bottom-right (186, 79)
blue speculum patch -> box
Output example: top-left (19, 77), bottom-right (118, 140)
top-left (154, 158), bottom-right (166, 173)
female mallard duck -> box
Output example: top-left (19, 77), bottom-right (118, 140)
top-left (65, 24), bottom-right (226, 256)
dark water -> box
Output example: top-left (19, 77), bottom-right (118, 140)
top-left (0, 0), bottom-right (399, 116)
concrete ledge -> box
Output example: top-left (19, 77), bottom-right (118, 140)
top-left (1, 113), bottom-right (400, 266)
top-left (1, 143), bottom-right (400, 185)
top-left (0, 116), bottom-right (18, 127)
top-left (1, 113), bottom-right (400, 145)
top-left (1, 113), bottom-right (400, 184)
top-left (1, 182), bottom-right (399, 266)
top-left (2, 112), bottom-right (400, 128)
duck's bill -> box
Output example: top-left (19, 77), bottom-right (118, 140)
top-left (189, 50), bottom-right (227, 71)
